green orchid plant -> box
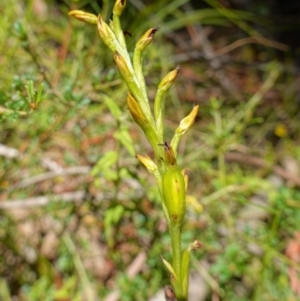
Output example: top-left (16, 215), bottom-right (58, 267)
top-left (69, 1), bottom-right (201, 300)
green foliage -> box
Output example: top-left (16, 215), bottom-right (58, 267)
top-left (104, 205), bottom-right (125, 247)
top-left (1, 0), bottom-right (300, 300)
top-left (211, 242), bottom-right (250, 284)
top-left (92, 151), bottom-right (119, 182)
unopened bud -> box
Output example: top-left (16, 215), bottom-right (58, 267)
top-left (114, 51), bottom-right (133, 81)
top-left (127, 93), bottom-right (148, 126)
top-left (136, 28), bottom-right (160, 51)
top-left (127, 94), bottom-right (159, 151)
top-left (158, 66), bottom-right (180, 92)
top-left (190, 240), bottom-right (204, 250)
top-left (97, 15), bottom-right (118, 51)
top-left (113, 0), bottom-right (126, 16)
top-left (176, 105), bottom-right (199, 136)
top-left (136, 154), bottom-right (158, 174)
top-left (68, 10), bottom-right (98, 24)
top-left (170, 105), bottom-right (199, 154)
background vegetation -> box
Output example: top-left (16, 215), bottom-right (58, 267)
top-left (1, 0), bottom-right (300, 300)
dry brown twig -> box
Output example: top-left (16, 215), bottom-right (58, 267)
top-left (225, 152), bottom-right (300, 187)
top-left (214, 36), bottom-right (288, 57)
top-left (16, 166), bottom-right (91, 188)
top-left (0, 185), bottom-right (144, 210)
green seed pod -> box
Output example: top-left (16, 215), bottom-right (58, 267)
top-left (160, 142), bottom-right (186, 225)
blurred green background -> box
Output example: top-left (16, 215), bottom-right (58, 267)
top-left (1, 0), bottom-right (300, 300)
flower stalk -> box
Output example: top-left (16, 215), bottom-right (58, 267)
top-left (69, 4), bottom-right (200, 300)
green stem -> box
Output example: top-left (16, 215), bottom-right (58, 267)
top-left (154, 88), bottom-right (165, 142)
top-left (170, 224), bottom-right (181, 278)
top-left (133, 48), bottom-right (148, 100)
top-left (170, 223), bottom-right (187, 300)
top-left (112, 15), bottom-right (129, 59)
top-left (142, 124), bottom-right (160, 160)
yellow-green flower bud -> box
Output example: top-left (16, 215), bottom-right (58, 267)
top-left (191, 240), bottom-right (204, 250)
top-left (97, 15), bottom-right (119, 51)
top-left (127, 94), bottom-right (159, 152)
top-left (158, 66), bottom-right (180, 92)
top-left (113, 0), bottom-right (126, 16)
top-left (127, 93), bottom-right (148, 127)
top-left (136, 28), bottom-right (160, 51)
top-left (114, 51), bottom-right (133, 82)
top-left (175, 105), bottom-right (199, 136)
top-left (136, 154), bottom-right (158, 174)
top-left (68, 10), bottom-right (98, 24)
top-left (160, 143), bottom-right (186, 224)
top-left (171, 105), bottom-right (199, 154)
